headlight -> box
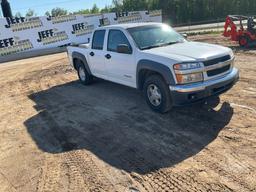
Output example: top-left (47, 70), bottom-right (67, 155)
top-left (174, 62), bottom-right (202, 70)
top-left (175, 73), bottom-right (203, 84)
top-left (173, 62), bottom-right (203, 84)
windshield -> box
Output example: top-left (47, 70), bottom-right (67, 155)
top-left (127, 24), bottom-right (185, 50)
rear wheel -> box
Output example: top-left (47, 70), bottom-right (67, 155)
top-left (239, 35), bottom-right (251, 47)
top-left (143, 74), bottom-right (172, 113)
top-left (77, 63), bottom-right (93, 85)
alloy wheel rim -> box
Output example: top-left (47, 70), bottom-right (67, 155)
top-left (79, 67), bottom-right (86, 81)
top-left (147, 84), bottom-right (162, 106)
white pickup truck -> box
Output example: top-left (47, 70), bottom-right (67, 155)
top-left (67, 23), bottom-right (239, 113)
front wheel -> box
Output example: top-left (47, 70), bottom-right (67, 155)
top-left (143, 75), bottom-right (172, 113)
top-left (77, 63), bottom-right (93, 85)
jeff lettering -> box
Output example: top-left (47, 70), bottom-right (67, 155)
top-left (5, 17), bottom-right (26, 28)
top-left (37, 29), bottom-right (54, 42)
top-left (72, 23), bottom-right (86, 33)
top-left (0, 38), bottom-right (15, 48)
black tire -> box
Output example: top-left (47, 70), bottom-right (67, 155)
top-left (143, 74), bottom-right (172, 113)
top-left (77, 62), bottom-right (93, 85)
top-left (239, 35), bottom-right (251, 47)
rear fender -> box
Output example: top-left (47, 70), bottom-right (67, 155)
top-left (72, 52), bottom-right (92, 75)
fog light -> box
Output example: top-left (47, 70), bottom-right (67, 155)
top-left (188, 94), bottom-right (197, 100)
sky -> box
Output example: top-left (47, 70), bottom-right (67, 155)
top-left (0, 0), bottom-right (113, 17)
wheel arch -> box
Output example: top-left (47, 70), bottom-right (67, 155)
top-left (136, 59), bottom-right (176, 90)
top-left (72, 52), bottom-right (92, 75)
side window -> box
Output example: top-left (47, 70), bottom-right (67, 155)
top-left (107, 30), bottom-right (132, 53)
top-left (92, 30), bottom-right (105, 50)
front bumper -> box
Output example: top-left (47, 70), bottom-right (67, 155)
top-left (169, 68), bottom-right (239, 106)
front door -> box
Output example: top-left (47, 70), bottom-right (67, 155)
top-left (105, 29), bottom-right (136, 87)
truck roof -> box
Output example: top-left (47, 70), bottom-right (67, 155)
top-left (97, 22), bottom-right (162, 30)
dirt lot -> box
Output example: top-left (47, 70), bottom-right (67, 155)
top-left (0, 34), bottom-right (255, 192)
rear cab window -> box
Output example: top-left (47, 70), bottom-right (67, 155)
top-left (92, 30), bottom-right (106, 50)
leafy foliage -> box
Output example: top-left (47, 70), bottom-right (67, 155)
top-left (25, 9), bottom-right (36, 17)
top-left (15, 0), bottom-right (256, 24)
top-left (113, 0), bottom-right (256, 24)
top-left (45, 7), bottom-right (68, 17)
top-left (15, 12), bottom-right (22, 17)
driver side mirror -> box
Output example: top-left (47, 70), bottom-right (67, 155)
top-left (117, 44), bottom-right (132, 54)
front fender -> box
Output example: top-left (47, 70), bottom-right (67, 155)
top-left (137, 59), bottom-right (176, 89)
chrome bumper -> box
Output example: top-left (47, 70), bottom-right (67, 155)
top-left (169, 68), bottom-right (239, 93)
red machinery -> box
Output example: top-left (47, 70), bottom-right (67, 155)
top-left (223, 15), bottom-right (256, 47)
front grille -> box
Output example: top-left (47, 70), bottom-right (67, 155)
top-left (207, 64), bottom-right (231, 77)
top-left (203, 55), bottom-right (231, 66)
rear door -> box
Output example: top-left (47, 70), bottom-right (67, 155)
top-left (88, 30), bottom-right (107, 77)
top-left (104, 29), bottom-right (136, 87)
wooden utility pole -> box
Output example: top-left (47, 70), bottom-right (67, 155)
top-left (1, 0), bottom-right (13, 18)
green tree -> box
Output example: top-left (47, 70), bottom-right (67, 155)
top-left (15, 12), bottom-right (22, 17)
top-left (25, 9), bottom-right (36, 17)
top-left (44, 0), bottom-right (256, 24)
top-left (111, 0), bottom-right (256, 25)
top-left (122, 0), bottom-right (148, 10)
top-left (45, 7), bottom-right (68, 17)
top-left (45, 11), bottom-right (51, 17)
top-left (90, 4), bottom-right (100, 13)
top-left (101, 5), bottom-right (113, 13)
top-left (112, 0), bottom-right (123, 12)
top-left (72, 9), bottom-right (91, 15)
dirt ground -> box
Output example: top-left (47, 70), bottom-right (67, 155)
top-left (0, 34), bottom-right (255, 192)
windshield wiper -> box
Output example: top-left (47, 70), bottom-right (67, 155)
top-left (141, 44), bottom-right (162, 50)
top-left (141, 41), bottom-right (180, 50)
top-left (162, 41), bottom-right (180, 46)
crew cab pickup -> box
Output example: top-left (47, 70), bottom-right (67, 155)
top-left (67, 23), bottom-right (239, 113)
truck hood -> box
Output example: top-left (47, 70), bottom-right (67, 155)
top-left (142, 41), bottom-right (231, 61)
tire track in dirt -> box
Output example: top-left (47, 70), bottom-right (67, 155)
top-left (132, 168), bottom-right (233, 192)
top-left (110, 110), bottom-right (229, 192)
top-left (31, 64), bottom-right (149, 192)
top-left (112, 102), bottom-right (245, 192)
top-left (37, 155), bottom-right (62, 192)
top-left (34, 108), bottom-right (119, 192)
top-left (193, 149), bottom-right (255, 192)
top-left (63, 150), bottom-right (116, 192)
top-left (61, 152), bottom-right (89, 192)
top-left (23, 67), bottom-right (65, 192)
top-left (33, 69), bottom-right (120, 191)
top-left (0, 169), bottom-right (17, 192)
top-left (24, 60), bottom-right (76, 192)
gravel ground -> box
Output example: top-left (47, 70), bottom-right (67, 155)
top-left (0, 34), bottom-right (255, 192)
